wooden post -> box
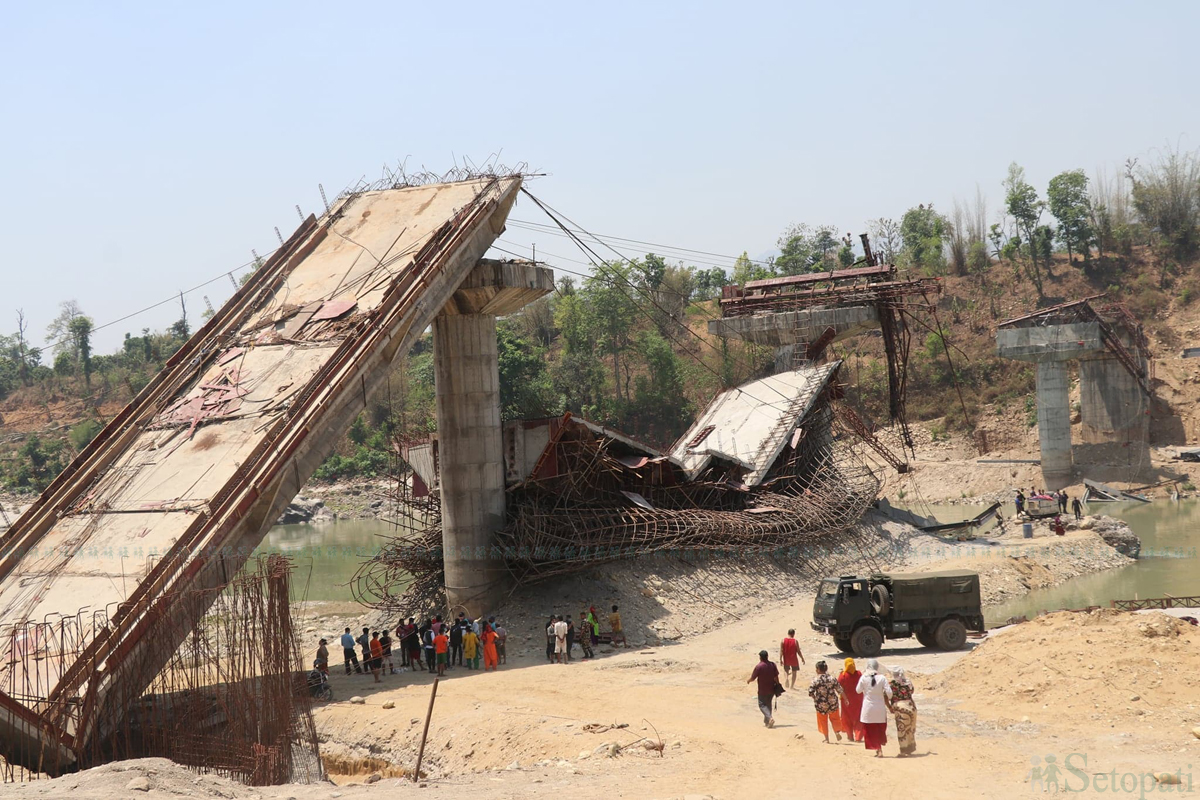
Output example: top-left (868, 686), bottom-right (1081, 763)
top-left (413, 677), bottom-right (439, 782)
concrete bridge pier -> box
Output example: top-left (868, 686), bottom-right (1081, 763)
top-left (1035, 360), bottom-right (1073, 489)
top-left (432, 259), bottom-right (553, 615)
top-left (1079, 352), bottom-right (1149, 445)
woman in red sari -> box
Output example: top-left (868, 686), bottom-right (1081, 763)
top-left (481, 623), bottom-right (499, 672)
top-left (837, 657), bottom-right (865, 742)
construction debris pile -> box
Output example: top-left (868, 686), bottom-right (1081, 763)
top-left (354, 363), bottom-right (883, 610)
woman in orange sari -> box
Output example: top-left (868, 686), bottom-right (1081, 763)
top-left (481, 623), bottom-right (499, 671)
top-left (837, 657), bottom-right (864, 741)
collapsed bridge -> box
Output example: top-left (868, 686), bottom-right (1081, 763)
top-left (0, 176), bottom-right (538, 775)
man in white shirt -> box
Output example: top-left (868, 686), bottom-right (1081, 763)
top-left (553, 615), bottom-right (569, 663)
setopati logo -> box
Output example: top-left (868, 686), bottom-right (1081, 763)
top-left (1028, 754), bottom-right (1192, 795)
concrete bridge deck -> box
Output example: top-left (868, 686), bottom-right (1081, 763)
top-left (0, 176), bottom-right (528, 772)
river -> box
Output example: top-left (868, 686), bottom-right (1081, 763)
top-left (984, 498), bottom-right (1200, 624)
top-left (256, 519), bottom-right (398, 603)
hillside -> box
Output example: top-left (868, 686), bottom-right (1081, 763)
top-left (2, 243), bottom-right (1198, 504)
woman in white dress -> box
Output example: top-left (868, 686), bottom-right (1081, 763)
top-left (856, 658), bottom-right (892, 756)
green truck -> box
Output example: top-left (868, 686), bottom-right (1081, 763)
top-left (810, 570), bottom-right (984, 657)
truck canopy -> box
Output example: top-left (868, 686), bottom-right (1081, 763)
top-left (874, 571), bottom-right (981, 616)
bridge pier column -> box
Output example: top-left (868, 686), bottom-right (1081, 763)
top-left (433, 313), bottom-right (507, 615)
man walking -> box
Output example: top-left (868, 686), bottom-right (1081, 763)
top-left (747, 649), bottom-right (780, 728)
top-left (340, 627), bottom-right (361, 675)
top-left (779, 628), bottom-right (805, 688)
top-left (1071, 496), bottom-right (1083, 520)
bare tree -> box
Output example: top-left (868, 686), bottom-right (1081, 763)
top-left (868, 218), bottom-right (902, 264)
top-left (45, 300), bottom-right (84, 355)
top-left (948, 199), bottom-right (969, 275)
top-left (15, 310), bottom-right (29, 386)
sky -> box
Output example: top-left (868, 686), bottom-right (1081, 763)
top-left (2, 0), bottom-right (1197, 355)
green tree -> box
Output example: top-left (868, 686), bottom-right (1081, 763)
top-left (67, 316), bottom-right (94, 387)
top-left (731, 251), bottom-right (772, 284)
top-left (497, 324), bottom-right (562, 420)
top-left (630, 329), bottom-right (693, 442)
top-left (1004, 163), bottom-right (1048, 296)
top-left (585, 264), bottom-right (639, 404)
top-left (691, 267), bottom-right (729, 300)
top-left (775, 224), bottom-right (841, 275)
top-left (899, 204), bottom-right (949, 275)
top-left (1047, 169), bottom-right (1094, 265)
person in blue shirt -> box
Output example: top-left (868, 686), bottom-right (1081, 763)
top-left (340, 627), bottom-right (362, 674)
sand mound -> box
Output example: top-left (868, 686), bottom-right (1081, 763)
top-left (927, 609), bottom-right (1200, 735)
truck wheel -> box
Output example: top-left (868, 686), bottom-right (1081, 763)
top-left (833, 635), bottom-right (853, 653)
top-left (870, 585), bottom-right (891, 616)
top-left (934, 618), bottom-right (967, 651)
top-left (915, 628), bottom-right (936, 648)
top-left (850, 626), bottom-right (883, 658)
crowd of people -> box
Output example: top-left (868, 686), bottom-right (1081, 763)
top-left (313, 613), bottom-right (508, 681)
top-left (313, 604), bottom-right (627, 681)
top-left (543, 605), bottom-right (625, 663)
top-left (750, 632), bottom-right (918, 757)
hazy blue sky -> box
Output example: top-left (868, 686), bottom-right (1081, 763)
top-left (2, 1), bottom-right (1197, 354)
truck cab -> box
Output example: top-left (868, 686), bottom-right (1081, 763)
top-left (811, 570), bottom-right (984, 657)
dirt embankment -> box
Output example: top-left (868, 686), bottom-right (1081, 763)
top-left (928, 608), bottom-right (1200, 740)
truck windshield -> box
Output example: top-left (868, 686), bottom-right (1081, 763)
top-left (818, 580), bottom-right (839, 598)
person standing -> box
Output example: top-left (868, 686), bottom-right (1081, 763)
top-left (1058, 490), bottom-right (1068, 514)
top-left (495, 621), bottom-right (508, 664)
top-left (609, 605), bottom-right (625, 647)
top-left (553, 615), bottom-right (568, 664)
top-left (423, 623), bottom-right (436, 674)
top-left (369, 632), bottom-right (383, 683)
top-left (546, 616), bottom-right (557, 663)
top-left (380, 629), bottom-right (394, 675)
top-left (886, 666), bottom-right (918, 756)
top-left (856, 658), bottom-right (892, 757)
top-left (463, 626), bottom-right (480, 669)
top-left (433, 627), bottom-right (449, 676)
top-left (405, 618), bottom-right (422, 672)
top-left (747, 650), bottom-right (780, 728)
top-left (449, 619), bottom-right (464, 668)
top-left (807, 661), bottom-right (844, 743)
top-left (1015, 490), bottom-right (1025, 516)
top-left (587, 606), bottom-right (600, 650)
top-left (1071, 496), bottom-right (1083, 520)
top-left (341, 628), bottom-right (361, 675)
top-left (779, 628), bottom-right (804, 688)
top-left (565, 617), bottom-right (576, 662)
top-left (578, 613), bottom-right (594, 659)
top-left (837, 658), bottom-right (864, 742)
top-left (315, 639), bottom-right (329, 676)
top-left (482, 623), bottom-right (499, 671)
top-left (357, 627), bottom-right (371, 675)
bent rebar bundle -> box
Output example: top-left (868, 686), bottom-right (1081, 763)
top-left (1, 556), bottom-right (321, 785)
top-left (353, 401), bottom-right (881, 613)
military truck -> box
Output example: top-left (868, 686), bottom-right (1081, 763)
top-left (810, 570), bottom-right (984, 657)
